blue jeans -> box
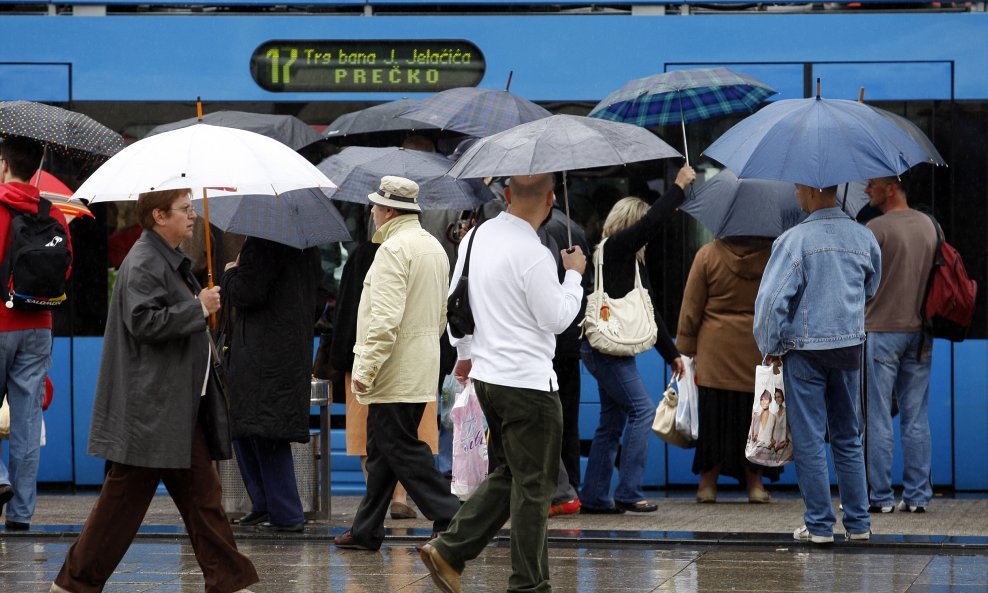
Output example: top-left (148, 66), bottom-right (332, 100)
top-left (0, 329), bottom-right (51, 524)
top-left (579, 342), bottom-right (655, 508)
top-left (864, 331), bottom-right (932, 508)
top-left (784, 349), bottom-right (870, 537)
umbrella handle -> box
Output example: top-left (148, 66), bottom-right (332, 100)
top-left (680, 114), bottom-right (690, 167)
top-left (201, 187), bottom-right (217, 329)
top-left (563, 171), bottom-right (572, 248)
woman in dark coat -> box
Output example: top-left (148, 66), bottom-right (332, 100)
top-left (223, 235), bottom-right (322, 532)
top-left (52, 188), bottom-right (257, 593)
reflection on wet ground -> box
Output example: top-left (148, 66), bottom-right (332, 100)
top-left (2, 538), bottom-right (986, 593)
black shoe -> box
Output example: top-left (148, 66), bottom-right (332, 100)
top-left (580, 505), bottom-right (625, 515)
top-left (256, 521), bottom-right (304, 533)
top-left (334, 529), bottom-right (376, 550)
top-left (615, 500), bottom-right (658, 513)
top-left (232, 511), bottom-right (269, 526)
top-left (868, 504), bottom-right (894, 514)
top-left (0, 483), bottom-right (12, 518)
top-left (4, 520), bottom-right (29, 531)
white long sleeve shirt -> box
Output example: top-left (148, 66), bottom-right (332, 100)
top-left (449, 212), bottom-right (583, 391)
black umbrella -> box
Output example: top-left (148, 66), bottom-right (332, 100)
top-left (0, 100), bottom-right (124, 160)
top-left (323, 99), bottom-right (439, 138)
top-left (146, 110), bottom-right (323, 151)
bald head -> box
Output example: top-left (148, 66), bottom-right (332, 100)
top-left (507, 173), bottom-right (554, 202)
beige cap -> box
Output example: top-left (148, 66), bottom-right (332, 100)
top-left (367, 175), bottom-right (421, 212)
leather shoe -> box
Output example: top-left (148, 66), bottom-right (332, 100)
top-left (334, 529), bottom-right (376, 551)
top-left (390, 501), bottom-right (418, 520)
top-left (0, 483), bottom-right (12, 517)
top-left (5, 520), bottom-right (29, 530)
top-left (419, 543), bottom-right (462, 593)
top-left (256, 521), bottom-right (304, 533)
top-left (615, 500), bottom-right (658, 513)
top-left (232, 510), bottom-right (268, 526)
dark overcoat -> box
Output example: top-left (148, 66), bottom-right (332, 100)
top-left (223, 237), bottom-right (322, 442)
top-left (88, 230), bottom-right (210, 469)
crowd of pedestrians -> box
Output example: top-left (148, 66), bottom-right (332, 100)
top-left (0, 127), bottom-right (942, 593)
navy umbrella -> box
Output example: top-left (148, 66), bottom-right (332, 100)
top-left (398, 87), bottom-right (551, 138)
top-left (682, 169), bottom-right (807, 239)
top-left (323, 99), bottom-right (439, 138)
top-left (703, 94), bottom-right (934, 188)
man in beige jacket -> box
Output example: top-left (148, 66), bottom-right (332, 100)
top-left (334, 176), bottom-right (461, 551)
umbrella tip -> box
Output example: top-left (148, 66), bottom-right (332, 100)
top-left (858, 87), bottom-right (865, 103)
top-left (815, 78), bottom-right (821, 100)
top-left (196, 97), bottom-right (203, 121)
top-left (505, 70), bottom-right (513, 92)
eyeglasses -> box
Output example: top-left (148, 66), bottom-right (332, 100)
top-left (169, 205), bottom-right (196, 216)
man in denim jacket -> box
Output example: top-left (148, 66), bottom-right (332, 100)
top-left (754, 184), bottom-right (882, 544)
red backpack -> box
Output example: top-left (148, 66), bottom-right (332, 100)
top-left (922, 214), bottom-right (977, 341)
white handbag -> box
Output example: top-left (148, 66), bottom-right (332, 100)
top-left (581, 238), bottom-right (658, 357)
top-left (652, 379), bottom-right (692, 448)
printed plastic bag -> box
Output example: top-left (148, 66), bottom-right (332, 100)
top-left (674, 355), bottom-right (699, 441)
top-left (652, 379), bottom-right (692, 448)
top-left (439, 374), bottom-right (462, 433)
top-left (745, 363), bottom-right (793, 467)
top-left (450, 381), bottom-right (488, 499)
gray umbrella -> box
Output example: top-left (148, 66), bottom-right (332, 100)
top-left (682, 169), bottom-right (807, 239)
top-left (190, 187), bottom-right (350, 250)
top-left (448, 114), bottom-right (682, 178)
top-left (146, 111), bottom-right (322, 150)
top-left (317, 146), bottom-right (493, 210)
top-left (323, 99), bottom-right (439, 138)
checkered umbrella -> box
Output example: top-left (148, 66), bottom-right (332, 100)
top-left (397, 87), bottom-right (551, 138)
top-left (589, 68), bottom-right (777, 164)
top-left (0, 100), bottom-right (124, 160)
top-left (324, 99), bottom-right (439, 138)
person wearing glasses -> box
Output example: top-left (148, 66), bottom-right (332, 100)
top-left (51, 188), bottom-right (257, 593)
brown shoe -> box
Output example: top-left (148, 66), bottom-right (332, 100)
top-left (334, 529), bottom-right (376, 551)
top-left (419, 542), bottom-right (462, 593)
top-left (390, 500), bottom-right (418, 520)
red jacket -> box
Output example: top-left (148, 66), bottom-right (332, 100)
top-left (0, 181), bottom-right (73, 332)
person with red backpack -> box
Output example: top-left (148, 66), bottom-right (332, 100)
top-left (0, 136), bottom-right (72, 530)
top-left (862, 174), bottom-right (938, 515)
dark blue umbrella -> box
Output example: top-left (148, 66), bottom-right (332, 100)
top-left (703, 96), bottom-right (934, 188)
top-left (682, 169), bottom-right (806, 239)
top-left (147, 110), bottom-right (323, 151)
top-left (397, 87), bottom-right (551, 138)
top-left (589, 67), bottom-right (777, 165)
top-left (317, 146), bottom-right (493, 210)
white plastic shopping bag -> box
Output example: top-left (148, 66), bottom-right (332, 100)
top-left (745, 362), bottom-right (793, 467)
top-left (674, 355), bottom-right (699, 441)
top-left (450, 381), bottom-right (489, 499)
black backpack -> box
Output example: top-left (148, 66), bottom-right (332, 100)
top-left (2, 198), bottom-right (71, 311)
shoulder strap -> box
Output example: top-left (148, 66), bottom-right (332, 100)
top-left (592, 238), bottom-right (644, 295)
top-left (37, 197), bottom-right (52, 219)
top-left (461, 224), bottom-right (479, 277)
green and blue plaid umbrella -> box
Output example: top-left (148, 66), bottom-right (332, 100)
top-left (589, 67), bottom-right (777, 164)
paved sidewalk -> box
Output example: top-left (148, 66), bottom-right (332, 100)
top-left (12, 489), bottom-right (988, 549)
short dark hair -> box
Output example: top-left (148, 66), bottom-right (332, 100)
top-left (136, 189), bottom-right (189, 230)
top-left (0, 136), bottom-right (44, 181)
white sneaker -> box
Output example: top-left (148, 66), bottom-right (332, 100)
top-left (896, 500), bottom-right (926, 513)
top-left (845, 530), bottom-right (871, 541)
top-left (793, 525), bottom-right (834, 543)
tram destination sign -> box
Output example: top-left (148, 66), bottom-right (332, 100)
top-left (251, 40), bottom-right (485, 92)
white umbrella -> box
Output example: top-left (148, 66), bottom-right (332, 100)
top-left (75, 122), bottom-right (338, 294)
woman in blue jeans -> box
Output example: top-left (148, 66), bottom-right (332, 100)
top-left (580, 165), bottom-right (694, 514)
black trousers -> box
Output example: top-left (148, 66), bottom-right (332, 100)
top-left (350, 401), bottom-right (461, 549)
top-left (555, 356), bottom-right (582, 493)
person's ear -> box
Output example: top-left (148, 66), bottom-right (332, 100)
top-left (504, 186), bottom-right (513, 205)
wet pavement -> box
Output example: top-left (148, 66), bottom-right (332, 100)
top-left (1, 491), bottom-right (986, 592)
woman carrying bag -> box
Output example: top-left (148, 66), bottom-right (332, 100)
top-left (677, 237), bottom-right (779, 504)
top-left (579, 164), bottom-right (695, 514)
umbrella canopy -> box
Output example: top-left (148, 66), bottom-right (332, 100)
top-left (867, 105), bottom-right (946, 167)
top-left (0, 100), bottom-right (125, 160)
top-left (190, 188), bottom-right (350, 249)
top-left (398, 87), bottom-right (551, 138)
top-left (589, 67), bottom-right (777, 128)
top-left (318, 146), bottom-right (493, 210)
top-left (146, 110), bottom-right (323, 151)
top-left (448, 114), bottom-right (682, 179)
top-left (30, 169), bottom-right (93, 221)
top-left (682, 169), bottom-right (806, 239)
top-left (324, 99), bottom-right (439, 138)
top-left (75, 123), bottom-right (336, 202)
top-left (703, 97), bottom-right (933, 188)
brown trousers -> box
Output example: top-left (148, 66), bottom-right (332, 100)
top-left (53, 418), bottom-right (258, 593)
